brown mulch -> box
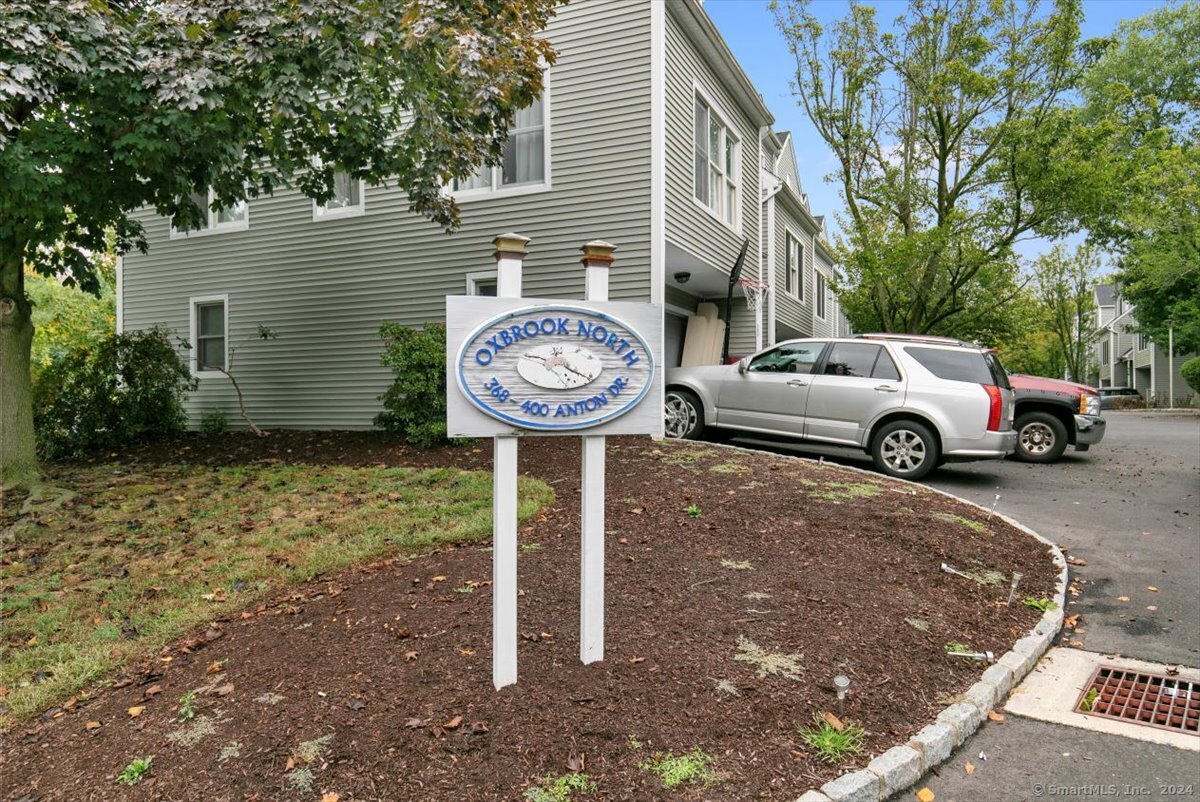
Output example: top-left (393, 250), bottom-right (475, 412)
top-left (1, 433), bottom-right (1058, 801)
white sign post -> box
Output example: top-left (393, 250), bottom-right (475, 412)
top-left (446, 235), bottom-right (661, 690)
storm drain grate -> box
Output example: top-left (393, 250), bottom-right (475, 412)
top-left (1075, 666), bottom-right (1199, 735)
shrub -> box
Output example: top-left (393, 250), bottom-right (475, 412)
top-left (200, 409), bottom-right (229, 434)
top-left (34, 327), bottom-right (196, 458)
top-left (375, 321), bottom-right (449, 447)
top-left (1182, 356), bottom-right (1200, 394)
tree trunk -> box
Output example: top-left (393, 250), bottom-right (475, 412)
top-left (0, 245), bottom-right (38, 486)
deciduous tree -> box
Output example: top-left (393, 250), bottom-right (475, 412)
top-left (0, 0), bottom-right (559, 484)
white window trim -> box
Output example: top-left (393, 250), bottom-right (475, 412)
top-left (465, 270), bottom-right (498, 296)
top-left (449, 70), bottom-right (553, 203)
top-left (189, 294), bottom-right (229, 378)
top-left (784, 227), bottom-right (804, 302)
top-left (312, 174), bottom-right (366, 221)
top-left (691, 81), bottom-right (742, 234)
top-left (170, 189), bottom-right (249, 239)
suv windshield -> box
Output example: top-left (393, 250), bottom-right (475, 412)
top-left (906, 346), bottom-right (1010, 388)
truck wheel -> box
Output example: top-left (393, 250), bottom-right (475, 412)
top-left (1014, 411), bottom-right (1069, 463)
top-left (871, 420), bottom-right (940, 481)
top-left (664, 389), bottom-right (705, 440)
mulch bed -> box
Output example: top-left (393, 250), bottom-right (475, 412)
top-left (1, 433), bottom-right (1059, 801)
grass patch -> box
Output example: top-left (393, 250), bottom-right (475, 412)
top-left (720, 559), bottom-right (753, 570)
top-left (166, 714), bottom-right (218, 748)
top-left (945, 642), bottom-right (974, 654)
top-left (798, 715), bottom-right (865, 764)
top-left (640, 748), bottom-right (717, 789)
top-left (734, 635), bottom-right (804, 681)
top-left (640, 445), bottom-right (714, 469)
top-left (933, 512), bottom-right (988, 533)
top-left (522, 773), bottom-right (596, 801)
top-left (709, 462), bottom-right (750, 475)
top-left (0, 463), bottom-right (553, 728)
top-left (812, 481), bottom-right (884, 501)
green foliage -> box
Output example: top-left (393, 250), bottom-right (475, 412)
top-left (1023, 597), bottom-right (1058, 612)
top-left (33, 327), bottom-right (196, 459)
top-left (523, 773), bottom-right (596, 802)
top-left (1080, 687), bottom-right (1100, 712)
top-left (797, 716), bottom-right (866, 765)
top-left (946, 642), bottom-right (973, 654)
top-left (1072, 4), bottom-right (1200, 352)
top-left (772, 0), bottom-right (1088, 341)
top-left (177, 691), bottom-right (197, 722)
top-left (200, 409), bottom-right (228, 434)
top-left (116, 756), bottom-right (153, 786)
top-left (1181, 357), bottom-right (1200, 394)
top-left (639, 749), bottom-right (717, 789)
top-left (685, 503), bottom-right (702, 518)
top-left (375, 322), bottom-right (450, 447)
top-left (25, 265), bottom-right (115, 381)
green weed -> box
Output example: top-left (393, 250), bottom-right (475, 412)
top-left (522, 773), bottom-right (596, 802)
top-left (1023, 597), bottom-right (1058, 612)
top-left (116, 756), bottom-right (153, 785)
top-left (720, 559), bottom-right (753, 570)
top-left (177, 691), bottom-right (197, 721)
top-left (1080, 687), bottom-right (1100, 712)
top-left (798, 715), bottom-right (866, 764)
top-left (812, 481), bottom-right (883, 501)
top-left (685, 504), bottom-right (702, 518)
top-left (945, 642), bottom-right (973, 654)
top-left (933, 512), bottom-right (988, 533)
top-left (640, 748), bottom-right (717, 789)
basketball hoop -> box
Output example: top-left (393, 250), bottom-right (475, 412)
top-left (736, 277), bottom-right (770, 314)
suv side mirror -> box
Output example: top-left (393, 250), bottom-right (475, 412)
top-left (737, 357), bottom-right (749, 375)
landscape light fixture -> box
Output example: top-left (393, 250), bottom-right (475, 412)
top-left (834, 674), bottom-right (851, 716)
top-left (1007, 571), bottom-right (1024, 606)
top-left (947, 649), bottom-right (996, 663)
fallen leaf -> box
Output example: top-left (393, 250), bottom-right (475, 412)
top-left (1066, 556), bottom-right (1087, 566)
top-left (404, 651), bottom-right (418, 661)
top-left (822, 711), bottom-right (845, 732)
top-left (285, 757), bottom-right (295, 771)
top-left (431, 576), bottom-right (447, 583)
top-left (444, 715), bottom-right (463, 730)
top-left (206, 660), bottom-right (224, 675)
top-left (458, 649), bottom-right (476, 656)
top-left (404, 718), bottom-right (424, 729)
top-left (321, 794), bottom-right (340, 802)
top-left (241, 611), bottom-right (254, 620)
top-left (1117, 596), bottom-right (1130, 602)
top-left (1146, 606), bottom-right (1158, 612)
top-left (127, 706), bottom-right (145, 718)
top-left (629, 656), bottom-right (645, 664)
top-left (629, 507), bottom-right (644, 515)
top-left (1147, 586), bottom-right (1159, 592)
top-left (215, 683), bottom-right (235, 696)
top-left (85, 721), bottom-right (101, 730)
top-left (916, 788), bottom-right (935, 802)
top-left (200, 589), bottom-right (227, 602)
top-left (144, 684), bottom-right (163, 697)
top-left (1064, 614), bottom-right (1080, 628)
top-left (567, 751), bottom-right (586, 772)
top-left (987, 711), bottom-right (1005, 723)
top-left (965, 761), bottom-right (975, 775)
top-left (468, 721), bottom-right (489, 735)
top-left (618, 537), bottom-right (629, 545)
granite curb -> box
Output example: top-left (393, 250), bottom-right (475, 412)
top-left (689, 441), bottom-right (1069, 802)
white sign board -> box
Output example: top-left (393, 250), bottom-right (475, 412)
top-left (446, 296), bottom-right (664, 438)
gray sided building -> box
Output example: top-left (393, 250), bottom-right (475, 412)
top-left (119, 0), bottom-right (841, 429)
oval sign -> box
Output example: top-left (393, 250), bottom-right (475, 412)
top-left (456, 304), bottom-right (655, 431)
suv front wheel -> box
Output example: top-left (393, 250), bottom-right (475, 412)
top-left (1013, 411), bottom-right (1068, 463)
top-left (871, 420), bottom-right (940, 481)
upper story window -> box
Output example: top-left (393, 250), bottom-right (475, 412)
top-left (816, 272), bottom-right (827, 319)
top-left (785, 232), bottom-right (803, 300)
top-left (452, 85), bottom-right (549, 197)
top-left (1100, 340), bottom-right (1110, 364)
top-left (172, 188), bottom-right (248, 237)
top-left (693, 94), bottom-right (739, 228)
top-left (314, 172), bottom-right (364, 220)
top-left (1137, 332), bottom-right (1148, 350)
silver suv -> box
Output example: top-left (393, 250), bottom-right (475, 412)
top-left (663, 334), bottom-right (1017, 480)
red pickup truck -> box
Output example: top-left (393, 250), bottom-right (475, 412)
top-left (1007, 374), bottom-right (1105, 463)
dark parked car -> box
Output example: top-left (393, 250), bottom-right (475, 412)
top-left (1007, 374), bottom-right (1105, 463)
top-left (1099, 387), bottom-right (1143, 410)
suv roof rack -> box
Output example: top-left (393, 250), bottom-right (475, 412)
top-left (856, 332), bottom-right (978, 348)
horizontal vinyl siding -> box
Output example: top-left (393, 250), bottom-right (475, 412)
top-left (663, 6), bottom-right (761, 281)
top-left (122, 0), bottom-right (653, 429)
top-left (774, 206), bottom-right (815, 338)
top-left (812, 252), bottom-right (836, 338)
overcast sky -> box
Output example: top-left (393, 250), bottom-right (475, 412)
top-left (703, 0), bottom-right (1169, 264)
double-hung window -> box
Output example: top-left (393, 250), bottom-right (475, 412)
top-left (173, 188), bottom-right (247, 236)
top-left (453, 87), bottom-right (549, 195)
top-left (816, 272), bottom-right (827, 319)
top-left (314, 172), bottom-right (364, 220)
top-left (785, 232), bottom-right (803, 299)
top-left (693, 94), bottom-right (739, 228)
top-left (190, 295), bottom-right (228, 376)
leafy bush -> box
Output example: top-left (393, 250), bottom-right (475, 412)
top-left (1182, 356), bottom-right (1200, 394)
top-left (34, 327), bottom-right (196, 458)
top-left (200, 409), bottom-right (228, 434)
top-left (375, 321), bottom-right (449, 447)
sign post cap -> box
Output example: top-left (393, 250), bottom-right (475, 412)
top-left (493, 232), bottom-right (532, 256)
top-left (580, 240), bottom-right (617, 266)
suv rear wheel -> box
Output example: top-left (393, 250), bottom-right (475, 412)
top-left (1013, 411), bottom-right (1068, 463)
top-left (871, 420), bottom-right (940, 481)
top-left (664, 389), bottom-right (705, 440)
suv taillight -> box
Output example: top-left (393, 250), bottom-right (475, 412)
top-left (983, 384), bottom-right (1003, 432)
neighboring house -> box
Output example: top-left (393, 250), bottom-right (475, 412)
top-left (1087, 283), bottom-right (1196, 406)
top-left (118, 0), bottom-right (842, 429)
